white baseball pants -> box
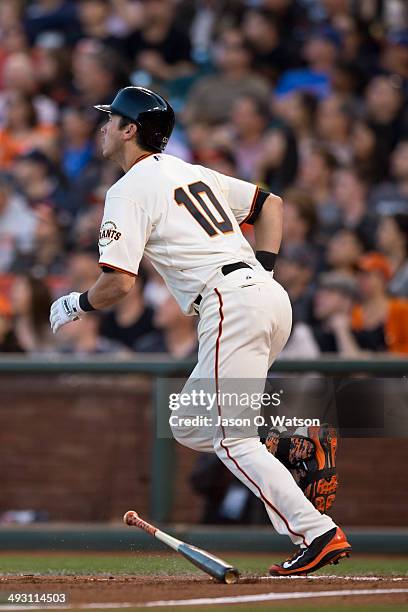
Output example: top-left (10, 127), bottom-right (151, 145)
top-left (171, 267), bottom-right (336, 546)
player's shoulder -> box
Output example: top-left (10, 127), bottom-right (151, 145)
top-left (106, 178), bottom-right (131, 201)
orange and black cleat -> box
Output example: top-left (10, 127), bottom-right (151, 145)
top-left (269, 527), bottom-right (352, 576)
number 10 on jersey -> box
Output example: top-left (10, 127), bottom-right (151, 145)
top-left (174, 181), bottom-right (233, 237)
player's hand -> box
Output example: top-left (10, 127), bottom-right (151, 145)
top-left (50, 292), bottom-right (83, 334)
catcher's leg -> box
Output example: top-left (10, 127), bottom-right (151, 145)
top-left (266, 424), bottom-right (339, 514)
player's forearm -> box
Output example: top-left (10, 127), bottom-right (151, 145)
top-left (253, 194), bottom-right (283, 254)
top-left (87, 271), bottom-right (135, 310)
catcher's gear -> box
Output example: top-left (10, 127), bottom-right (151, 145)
top-left (50, 292), bottom-right (83, 334)
top-left (94, 86), bottom-right (175, 152)
top-left (266, 424), bottom-right (338, 514)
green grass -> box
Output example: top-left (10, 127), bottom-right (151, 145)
top-left (0, 554), bottom-right (406, 612)
top-left (0, 553), bottom-right (406, 577)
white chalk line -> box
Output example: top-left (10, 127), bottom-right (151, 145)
top-left (0, 588), bottom-right (408, 610)
top-left (260, 574), bottom-right (406, 581)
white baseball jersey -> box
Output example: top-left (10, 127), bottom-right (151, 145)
top-left (98, 151), bottom-right (336, 550)
top-left (98, 152), bottom-right (266, 314)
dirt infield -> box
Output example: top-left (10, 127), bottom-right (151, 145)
top-left (1, 574), bottom-right (408, 608)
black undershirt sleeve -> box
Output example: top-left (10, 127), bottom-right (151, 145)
top-left (243, 189), bottom-right (270, 225)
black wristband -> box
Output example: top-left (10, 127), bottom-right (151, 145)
top-left (256, 251), bottom-right (277, 271)
top-left (79, 291), bottom-right (97, 312)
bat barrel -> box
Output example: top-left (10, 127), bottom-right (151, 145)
top-left (178, 543), bottom-right (239, 584)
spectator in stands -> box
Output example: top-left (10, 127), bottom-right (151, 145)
top-left (389, 138), bottom-right (408, 201)
top-left (56, 311), bottom-right (127, 355)
top-left (0, 172), bottom-right (35, 273)
top-left (34, 42), bottom-right (73, 111)
top-left (332, 167), bottom-right (376, 248)
top-left (60, 107), bottom-right (96, 182)
top-left (312, 272), bottom-right (359, 354)
top-left (0, 0), bottom-right (22, 36)
top-left (281, 187), bottom-right (317, 252)
top-left (381, 29), bottom-right (408, 82)
top-left (11, 273), bottom-right (54, 353)
top-left (229, 95), bottom-right (270, 181)
top-left (183, 28), bottom-right (269, 125)
top-left (351, 253), bottom-right (408, 354)
top-left (275, 91), bottom-right (318, 158)
top-left (326, 229), bottom-right (364, 277)
top-left (331, 60), bottom-right (362, 99)
top-left (261, 0), bottom-right (306, 40)
top-left (1, 52), bottom-right (58, 125)
top-left (135, 293), bottom-right (197, 358)
top-left (275, 27), bottom-right (340, 99)
top-left (0, 91), bottom-right (58, 168)
top-left (24, 0), bottom-right (80, 46)
top-left (100, 271), bottom-right (157, 351)
top-left (376, 214), bottom-right (408, 298)
top-left (333, 14), bottom-right (378, 85)
top-left (297, 145), bottom-right (340, 239)
top-left (71, 41), bottom-right (127, 108)
top-left (11, 204), bottom-right (65, 276)
top-left (125, 0), bottom-right (194, 84)
top-left (274, 244), bottom-right (316, 324)
top-left (315, 95), bottom-right (353, 164)
top-left (370, 138), bottom-right (408, 216)
top-left (255, 125), bottom-right (298, 194)
top-left (176, 0), bottom-right (244, 66)
top-left (242, 7), bottom-right (297, 83)
top-left (12, 150), bottom-right (72, 223)
top-left (0, 18), bottom-right (29, 59)
top-left (0, 293), bottom-right (22, 352)
top-left (365, 76), bottom-right (406, 161)
top-left (351, 119), bottom-right (390, 185)
top-left (66, 248), bottom-right (101, 293)
top-left (77, 0), bottom-right (128, 58)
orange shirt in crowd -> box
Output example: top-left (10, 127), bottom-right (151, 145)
top-left (352, 299), bottom-right (408, 355)
top-left (0, 124), bottom-right (57, 168)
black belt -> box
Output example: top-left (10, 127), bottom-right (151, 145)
top-left (193, 262), bottom-right (252, 308)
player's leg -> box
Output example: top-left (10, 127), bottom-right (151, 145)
top-left (170, 363), bottom-right (215, 453)
top-left (198, 272), bottom-right (338, 547)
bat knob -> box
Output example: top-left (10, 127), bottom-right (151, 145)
top-left (123, 510), bottom-right (139, 525)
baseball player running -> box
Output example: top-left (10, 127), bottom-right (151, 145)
top-left (50, 86), bottom-right (351, 575)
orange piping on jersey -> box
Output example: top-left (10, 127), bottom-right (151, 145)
top-left (99, 262), bottom-right (136, 276)
top-left (127, 152), bottom-right (154, 172)
top-left (240, 186), bottom-right (259, 226)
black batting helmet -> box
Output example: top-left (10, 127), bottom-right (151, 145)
top-left (94, 86), bottom-right (175, 152)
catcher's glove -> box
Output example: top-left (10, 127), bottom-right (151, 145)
top-left (266, 424), bottom-right (338, 514)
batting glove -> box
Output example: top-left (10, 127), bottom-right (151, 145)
top-left (50, 292), bottom-right (83, 334)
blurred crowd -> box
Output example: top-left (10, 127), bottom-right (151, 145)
top-left (0, 0), bottom-right (407, 357)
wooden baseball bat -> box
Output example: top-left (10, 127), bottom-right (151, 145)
top-left (123, 510), bottom-right (239, 584)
